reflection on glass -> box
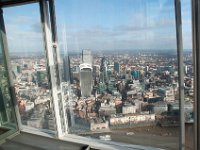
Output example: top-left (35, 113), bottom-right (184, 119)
top-left (0, 28), bottom-right (17, 136)
top-left (54, 0), bottom-right (195, 149)
top-left (3, 4), bottom-right (55, 131)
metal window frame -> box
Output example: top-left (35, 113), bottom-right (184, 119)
top-left (174, 0), bottom-right (185, 149)
top-left (0, 8), bottom-right (22, 132)
top-left (192, 0), bottom-right (200, 150)
top-left (0, 0), bottom-right (38, 8)
top-left (48, 0), bottom-right (68, 133)
top-left (0, 0), bottom-right (66, 138)
top-left (39, 0), bottom-right (64, 138)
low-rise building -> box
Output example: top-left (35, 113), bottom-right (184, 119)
top-left (152, 102), bottom-right (168, 114)
top-left (99, 105), bottom-right (116, 116)
top-left (25, 101), bottom-right (34, 112)
top-left (122, 103), bottom-right (136, 114)
top-left (110, 114), bottom-right (155, 125)
top-left (90, 121), bottom-right (109, 131)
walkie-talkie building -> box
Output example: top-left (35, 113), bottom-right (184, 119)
top-left (79, 63), bottom-right (93, 97)
top-left (79, 49), bottom-right (93, 97)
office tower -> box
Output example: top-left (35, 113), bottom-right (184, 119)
top-left (100, 57), bottom-right (108, 83)
top-left (131, 70), bottom-right (140, 80)
top-left (79, 63), bottom-right (93, 97)
top-left (0, 54), bottom-right (2, 64)
top-left (82, 49), bottom-right (92, 65)
top-left (146, 66), bottom-right (149, 72)
top-left (36, 69), bottom-right (47, 85)
top-left (63, 56), bottom-right (72, 83)
top-left (185, 65), bottom-right (188, 75)
top-left (114, 62), bottom-right (120, 73)
top-left (71, 65), bottom-right (79, 82)
top-left (93, 65), bottom-right (97, 81)
top-left (79, 49), bottom-right (93, 97)
top-left (17, 65), bottom-right (22, 74)
top-left (0, 88), bottom-right (6, 122)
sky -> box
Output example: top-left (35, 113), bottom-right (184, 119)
top-left (3, 0), bottom-right (192, 53)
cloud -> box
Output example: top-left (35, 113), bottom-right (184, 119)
top-left (3, 12), bottom-right (43, 53)
top-left (31, 22), bottom-right (42, 33)
top-left (6, 15), bottom-right (31, 24)
top-left (62, 7), bottom-right (177, 51)
top-left (60, 0), bottom-right (192, 52)
top-left (116, 19), bottom-right (175, 32)
top-left (62, 22), bottom-right (177, 52)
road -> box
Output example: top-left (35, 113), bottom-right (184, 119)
top-left (81, 124), bottom-right (194, 150)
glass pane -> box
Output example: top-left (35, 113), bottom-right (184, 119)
top-left (3, 4), bottom-right (56, 132)
top-left (0, 20), bottom-right (17, 137)
top-left (55, 0), bottom-right (182, 149)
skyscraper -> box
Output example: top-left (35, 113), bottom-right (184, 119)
top-left (36, 69), bottom-right (47, 85)
top-left (63, 56), bottom-right (72, 83)
top-left (100, 57), bottom-right (108, 83)
top-left (114, 62), bottom-right (120, 73)
top-left (82, 49), bottom-right (92, 65)
top-left (185, 65), bottom-right (188, 75)
top-left (93, 65), bottom-right (97, 80)
top-left (79, 63), bottom-right (93, 97)
top-left (79, 49), bottom-right (93, 97)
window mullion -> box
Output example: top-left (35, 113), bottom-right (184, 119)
top-left (39, 0), bottom-right (63, 138)
top-left (0, 8), bottom-right (22, 131)
top-left (174, 0), bottom-right (185, 149)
